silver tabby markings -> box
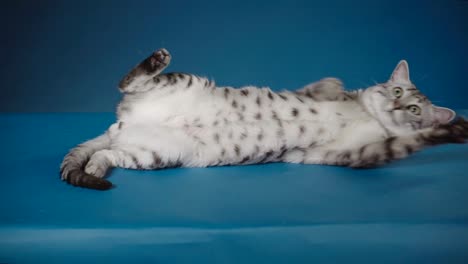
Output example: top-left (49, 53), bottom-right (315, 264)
top-left (60, 48), bottom-right (467, 190)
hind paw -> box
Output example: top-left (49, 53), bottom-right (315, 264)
top-left (85, 161), bottom-right (106, 178)
top-left (149, 48), bottom-right (171, 71)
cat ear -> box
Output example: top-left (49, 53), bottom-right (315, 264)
top-left (433, 105), bottom-right (456, 124)
top-left (389, 60), bottom-right (410, 83)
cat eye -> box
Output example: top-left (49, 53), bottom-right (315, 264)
top-left (407, 105), bottom-right (421, 115)
top-left (393, 87), bottom-right (403, 98)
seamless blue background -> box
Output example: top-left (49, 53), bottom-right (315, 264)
top-left (1, 0), bottom-right (467, 112)
top-left (1, 1), bottom-right (468, 262)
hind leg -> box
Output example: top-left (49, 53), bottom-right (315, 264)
top-left (84, 150), bottom-right (115, 178)
top-left (84, 148), bottom-right (179, 178)
top-left (118, 48), bottom-right (172, 93)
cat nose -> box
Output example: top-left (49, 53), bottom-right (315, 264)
top-left (393, 100), bottom-right (402, 110)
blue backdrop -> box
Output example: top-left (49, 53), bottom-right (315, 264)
top-left (1, 0), bottom-right (467, 112)
top-left (2, 2), bottom-right (468, 262)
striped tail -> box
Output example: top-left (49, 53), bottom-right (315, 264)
top-left (60, 133), bottom-right (113, 190)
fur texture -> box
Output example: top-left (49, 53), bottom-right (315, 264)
top-left (60, 48), bottom-right (468, 190)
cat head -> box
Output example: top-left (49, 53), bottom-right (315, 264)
top-left (363, 60), bottom-right (455, 134)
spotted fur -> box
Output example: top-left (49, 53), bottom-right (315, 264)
top-left (60, 49), bottom-right (466, 190)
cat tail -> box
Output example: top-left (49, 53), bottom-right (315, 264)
top-left (60, 133), bottom-right (113, 190)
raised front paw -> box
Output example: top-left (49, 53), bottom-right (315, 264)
top-left (301, 77), bottom-right (345, 101)
top-left (318, 77), bottom-right (343, 88)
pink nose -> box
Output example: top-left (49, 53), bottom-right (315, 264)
top-left (393, 100), bottom-right (401, 110)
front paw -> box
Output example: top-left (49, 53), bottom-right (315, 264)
top-left (319, 77), bottom-right (343, 88)
top-left (424, 117), bottom-right (468, 145)
top-left (302, 78), bottom-right (344, 101)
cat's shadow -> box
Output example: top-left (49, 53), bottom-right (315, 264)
top-left (398, 148), bottom-right (468, 167)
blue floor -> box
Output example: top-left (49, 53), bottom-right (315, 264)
top-left (1, 112), bottom-right (468, 263)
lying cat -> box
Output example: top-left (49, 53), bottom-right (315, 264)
top-left (60, 48), bottom-right (468, 190)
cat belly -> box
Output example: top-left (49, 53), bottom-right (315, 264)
top-left (117, 83), bottom-right (222, 126)
top-left (110, 116), bottom-right (342, 169)
top-left (111, 86), bottom-right (373, 168)
top-left (110, 122), bottom-right (274, 167)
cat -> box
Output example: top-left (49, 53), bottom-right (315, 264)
top-left (60, 48), bottom-right (468, 190)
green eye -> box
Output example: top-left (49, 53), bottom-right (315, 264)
top-left (407, 105), bottom-right (421, 115)
top-left (393, 87), bottom-right (403, 98)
